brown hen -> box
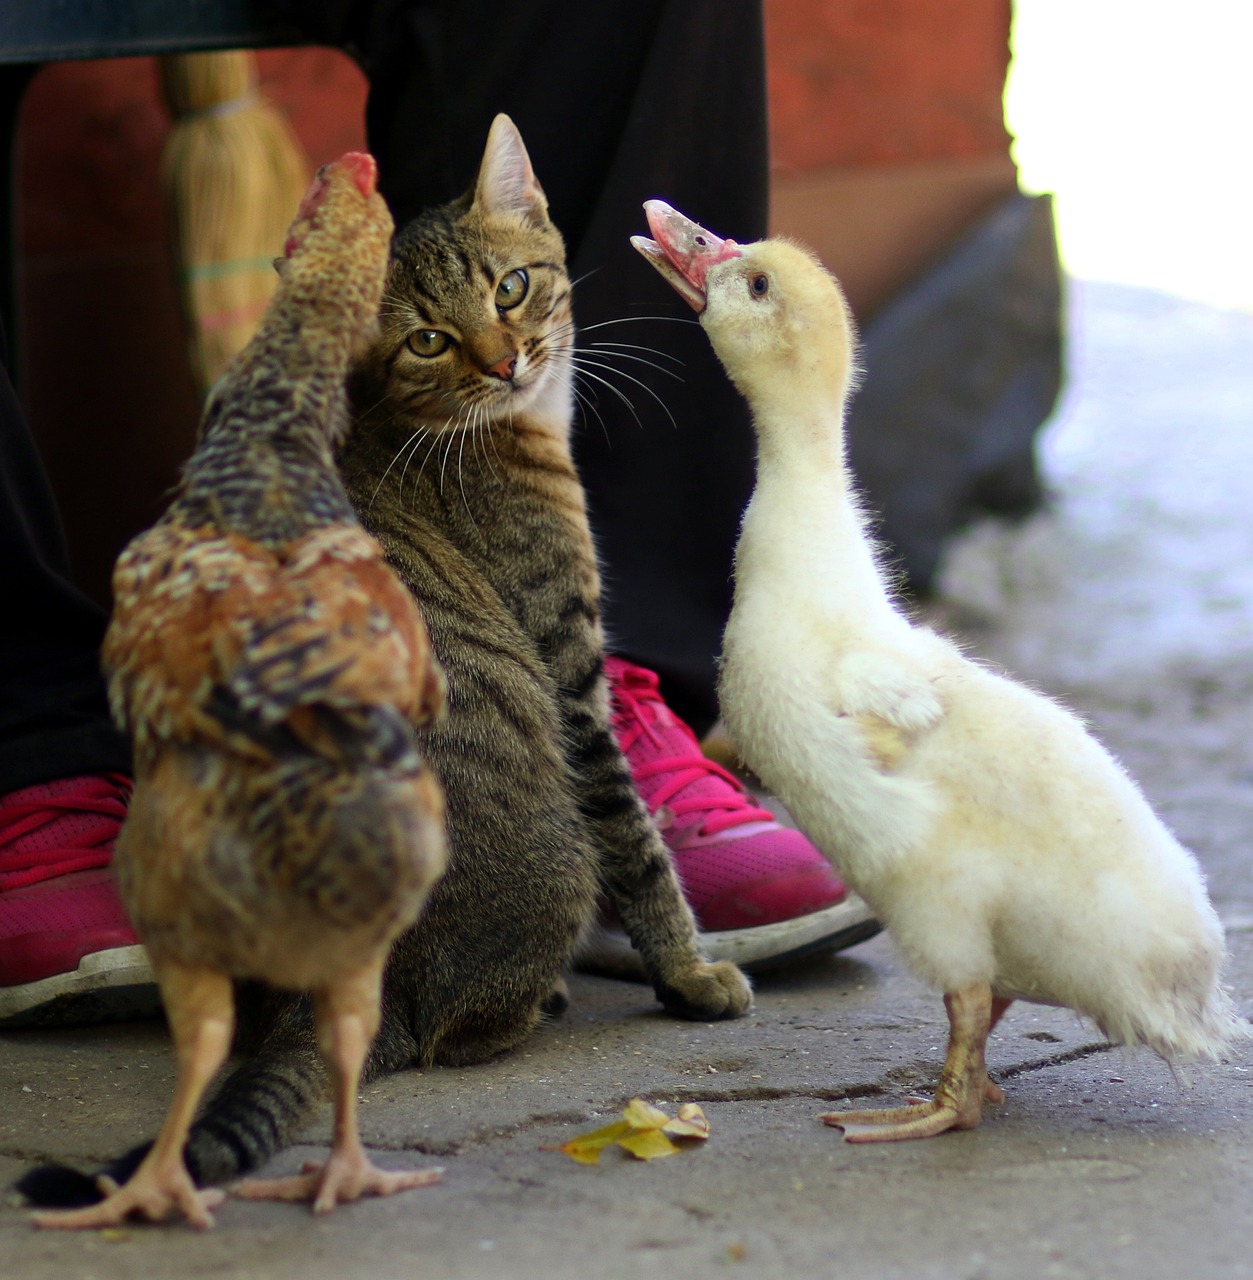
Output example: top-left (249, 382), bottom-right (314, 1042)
top-left (34, 153), bottom-right (447, 1229)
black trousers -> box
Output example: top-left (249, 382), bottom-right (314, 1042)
top-left (0, 0), bottom-right (764, 791)
top-left (287, 0), bottom-right (768, 731)
top-left (0, 317), bottom-right (131, 793)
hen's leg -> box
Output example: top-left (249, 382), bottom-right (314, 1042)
top-left (233, 959), bottom-right (442, 1213)
top-left (819, 983), bottom-right (1003, 1141)
top-left (33, 965), bottom-right (234, 1230)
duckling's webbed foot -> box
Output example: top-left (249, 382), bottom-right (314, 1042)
top-left (820, 983), bottom-right (1003, 1142)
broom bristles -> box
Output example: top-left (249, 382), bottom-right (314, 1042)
top-left (159, 51), bottom-right (311, 392)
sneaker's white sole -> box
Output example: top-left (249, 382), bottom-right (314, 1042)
top-left (576, 893), bottom-right (882, 979)
top-left (0, 944), bottom-right (159, 1028)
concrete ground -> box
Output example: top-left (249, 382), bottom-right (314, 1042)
top-left (3, 279), bottom-right (1251, 1278)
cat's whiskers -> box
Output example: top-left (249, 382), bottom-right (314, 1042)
top-left (567, 266), bottom-right (602, 291)
top-left (570, 382), bottom-right (612, 447)
top-left (567, 361), bottom-right (648, 431)
top-left (479, 398), bottom-right (509, 480)
top-left (453, 403), bottom-right (478, 521)
top-left (584, 335), bottom-right (683, 359)
top-left (564, 347), bottom-right (679, 432)
top-left (566, 314), bottom-right (700, 334)
top-left (396, 425), bottom-right (437, 508)
top-left (437, 405), bottom-right (466, 499)
top-left (352, 387), bottom-right (399, 424)
top-left (544, 316), bottom-right (684, 430)
top-left (473, 398), bottom-right (505, 488)
top-left (464, 399), bottom-right (484, 488)
top-left (548, 320), bottom-right (683, 376)
top-left (580, 343), bottom-right (685, 380)
top-left (367, 425), bottom-right (425, 510)
top-left (394, 393), bottom-right (466, 505)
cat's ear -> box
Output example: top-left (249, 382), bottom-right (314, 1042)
top-left (475, 114), bottom-right (549, 226)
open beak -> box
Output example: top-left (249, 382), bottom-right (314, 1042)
top-left (630, 200), bottom-right (742, 312)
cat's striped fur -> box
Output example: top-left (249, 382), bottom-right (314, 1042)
top-left (19, 117), bottom-right (750, 1205)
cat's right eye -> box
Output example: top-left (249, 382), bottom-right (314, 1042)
top-left (407, 329), bottom-right (451, 358)
top-left (495, 269), bottom-right (529, 310)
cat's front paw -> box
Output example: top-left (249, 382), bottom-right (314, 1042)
top-left (657, 960), bottom-right (752, 1021)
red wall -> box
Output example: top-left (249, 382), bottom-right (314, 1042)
top-left (765, 0), bottom-right (1012, 171)
top-left (16, 50), bottom-right (368, 604)
top-left (16, 5), bottom-right (1014, 603)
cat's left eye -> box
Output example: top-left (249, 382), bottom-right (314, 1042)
top-left (407, 329), bottom-right (450, 358)
top-left (495, 269), bottom-right (529, 310)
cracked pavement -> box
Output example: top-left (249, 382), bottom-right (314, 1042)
top-left (3, 280), bottom-right (1252, 1278)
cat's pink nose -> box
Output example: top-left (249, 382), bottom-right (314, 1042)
top-left (487, 355), bottom-right (517, 381)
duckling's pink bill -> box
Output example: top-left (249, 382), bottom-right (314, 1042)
top-left (631, 199), bottom-right (742, 312)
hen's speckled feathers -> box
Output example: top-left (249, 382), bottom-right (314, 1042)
top-left (32, 153), bottom-right (446, 1230)
top-left (107, 522), bottom-right (441, 767)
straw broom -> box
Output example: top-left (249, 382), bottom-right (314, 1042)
top-left (159, 50), bottom-right (311, 394)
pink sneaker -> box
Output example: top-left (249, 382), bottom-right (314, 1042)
top-left (0, 774), bottom-right (157, 1027)
top-left (585, 658), bottom-right (880, 973)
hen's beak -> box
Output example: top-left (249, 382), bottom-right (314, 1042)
top-left (631, 200), bottom-right (742, 312)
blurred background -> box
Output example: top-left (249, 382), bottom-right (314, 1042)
top-left (4, 0), bottom-right (1251, 661)
top-left (940, 0), bottom-right (1253, 694)
top-left (1008, 0), bottom-right (1253, 312)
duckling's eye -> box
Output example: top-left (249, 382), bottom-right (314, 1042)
top-left (495, 269), bottom-right (529, 310)
top-left (407, 329), bottom-right (450, 358)
top-left (750, 274), bottom-right (770, 297)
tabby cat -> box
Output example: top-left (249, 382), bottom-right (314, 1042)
top-left (21, 116), bottom-right (750, 1202)
top-left (341, 114), bottom-right (752, 1042)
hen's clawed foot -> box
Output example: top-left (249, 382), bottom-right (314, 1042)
top-left (233, 1152), bottom-right (443, 1215)
top-left (658, 959), bottom-right (753, 1020)
top-left (31, 1170), bottom-right (227, 1231)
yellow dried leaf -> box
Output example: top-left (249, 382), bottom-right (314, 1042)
top-left (557, 1119), bottom-right (632, 1165)
top-left (618, 1128), bottom-right (681, 1161)
top-left (552, 1099), bottom-right (712, 1165)
top-left (663, 1103), bottom-right (710, 1140)
top-left (622, 1097), bottom-right (671, 1130)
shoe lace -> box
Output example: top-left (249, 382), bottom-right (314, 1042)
top-left (0, 773), bottom-right (132, 890)
top-left (608, 661), bottom-right (774, 837)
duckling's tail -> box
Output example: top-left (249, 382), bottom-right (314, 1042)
top-left (1097, 955), bottom-right (1250, 1063)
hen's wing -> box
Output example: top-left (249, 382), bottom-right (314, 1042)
top-left (104, 520), bottom-right (442, 764)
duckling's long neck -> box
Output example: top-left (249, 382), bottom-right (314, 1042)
top-left (735, 391), bottom-right (898, 627)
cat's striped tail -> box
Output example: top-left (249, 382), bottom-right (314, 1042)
top-left (16, 1044), bottom-right (325, 1207)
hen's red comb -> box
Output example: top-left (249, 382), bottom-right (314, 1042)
top-left (285, 152), bottom-right (380, 257)
top-left (339, 151), bottom-right (378, 198)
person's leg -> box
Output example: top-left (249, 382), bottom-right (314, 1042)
top-left (286, 0), bottom-right (878, 965)
top-left (288, 0), bottom-right (763, 726)
top-left (0, 318), bottom-right (150, 1027)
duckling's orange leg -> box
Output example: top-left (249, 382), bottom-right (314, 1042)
top-left (233, 959), bottom-right (442, 1213)
top-left (33, 964), bottom-right (234, 1230)
top-left (820, 983), bottom-right (1005, 1142)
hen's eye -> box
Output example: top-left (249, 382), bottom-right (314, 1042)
top-left (407, 329), bottom-right (450, 358)
top-left (750, 274), bottom-right (770, 297)
top-left (495, 269), bottom-right (529, 310)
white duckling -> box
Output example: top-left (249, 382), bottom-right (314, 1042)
top-left (632, 200), bottom-right (1245, 1142)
